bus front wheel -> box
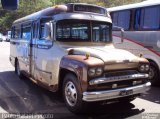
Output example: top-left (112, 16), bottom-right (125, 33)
top-left (148, 62), bottom-right (159, 85)
top-left (63, 73), bottom-right (86, 113)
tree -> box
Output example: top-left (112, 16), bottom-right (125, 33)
top-left (0, 0), bottom-right (52, 33)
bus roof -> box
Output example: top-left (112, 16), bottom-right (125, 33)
top-left (13, 5), bottom-right (67, 25)
top-left (108, 0), bottom-right (160, 12)
top-left (13, 3), bottom-right (108, 25)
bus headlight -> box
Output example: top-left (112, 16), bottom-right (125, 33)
top-left (96, 68), bottom-right (103, 76)
top-left (139, 64), bottom-right (150, 72)
top-left (139, 65), bottom-right (145, 72)
top-left (88, 68), bottom-right (96, 77)
top-left (88, 67), bottom-right (103, 77)
top-left (145, 64), bottom-right (150, 71)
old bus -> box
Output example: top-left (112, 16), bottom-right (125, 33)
top-left (10, 3), bottom-right (150, 113)
top-left (108, 0), bottom-right (160, 85)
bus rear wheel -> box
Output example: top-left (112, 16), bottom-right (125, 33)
top-left (148, 62), bottom-right (159, 85)
top-left (15, 60), bottom-right (24, 79)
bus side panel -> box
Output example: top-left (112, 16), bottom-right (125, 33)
top-left (33, 40), bottom-right (66, 90)
top-left (113, 31), bottom-right (160, 69)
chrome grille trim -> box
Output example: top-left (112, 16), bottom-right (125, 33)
top-left (89, 73), bottom-right (149, 85)
top-left (83, 82), bottom-right (151, 102)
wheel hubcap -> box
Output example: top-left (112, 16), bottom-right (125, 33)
top-left (65, 81), bottom-right (77, 107)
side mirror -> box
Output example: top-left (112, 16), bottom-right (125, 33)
top-left (51, 21), bottom-right (56, 41)
top-left (43, 22), bottom-right (52, 40)
top-left (1, 0), bottom-right (18, 10)
top-left (112, 26), bottom-right (124, 43)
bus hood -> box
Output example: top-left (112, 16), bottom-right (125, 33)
top-left (68, 47), bottom-right (141, 64)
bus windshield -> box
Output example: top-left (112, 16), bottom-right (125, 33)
top-left (56, 20), bottom-right (111, 43)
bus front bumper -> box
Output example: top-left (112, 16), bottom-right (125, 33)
top-left (83, 82), bottom-right (151, 102)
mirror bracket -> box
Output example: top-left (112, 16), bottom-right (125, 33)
top-left (112, 26), bottom-right (124, 43)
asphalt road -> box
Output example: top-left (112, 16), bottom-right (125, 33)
top-left (0, 42), bottom-right (160, 119)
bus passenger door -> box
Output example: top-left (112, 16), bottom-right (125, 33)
top-left (33, 18), bottom-right (54, 85)
top-left (20, 24), bottom-right (32, 75)
top-left (30, 21), bottom-right (39, 78)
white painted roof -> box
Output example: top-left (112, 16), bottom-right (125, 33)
top-left (108, 0), bottom-right (160, 12)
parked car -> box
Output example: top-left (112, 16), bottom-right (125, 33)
top-left (6, 31), bottom-right (11, 42)
top-left (0, 33), bottom-right (3, 42)
top-left (2, 35), bottom-right (7, 42)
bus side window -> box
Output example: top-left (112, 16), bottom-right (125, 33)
top-left (140, 6), bottom-right (160, 30)
top-left (112, 10), bottom-right (131, 30)
top-left (112, 12), bottom-right (119, 27)
top-left (39, 18), bottom-right (52, 40)
top-left (22, 26), bottom-right (31, 40)
top-left (12, 26), bottom-right (21, 39)
top-left (118, 10), bottom-right (131, 30)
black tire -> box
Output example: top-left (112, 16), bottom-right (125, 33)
top-left (63, 73), bottom-right (86, 113)
top-left (15, 60), bottom-right (24, 79)
top-left (148, 62), bottom-right (159, 85)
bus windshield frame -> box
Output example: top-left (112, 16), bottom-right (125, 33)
top-left (56, 20), bottom-right (112, 43)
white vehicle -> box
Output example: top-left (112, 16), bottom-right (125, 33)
top-left (108, 0), bottom-right (160, 85)
top-left (0, 33), bottom-right (3, 42)
top-left (6, 31), bottom-right (11, 42)
top-left (10, 3), bottom-right (150, 113)
top-left (2, 35), bottom-right (7, 42)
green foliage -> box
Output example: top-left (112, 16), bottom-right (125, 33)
top-left (0, 0), bottom-right (142, 33)
top-left (0, 0), bottom-right (52, 33)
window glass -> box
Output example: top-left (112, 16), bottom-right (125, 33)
top-left (0, 33), bottom-right (2, 38)
top-left (112, 10), bottom-right (130, 30)
top-left (92, 23), bottom-right (110, 42)
top-left (22, 26), bottom-right (31, 40)
top-left (11, 27), bottom-right (14, 38)
top-left (12, 27), bottom-right (21, 39)
top-left (71, 25), bottom-right (88, 40)
top-left (39, 18), bottom-right (52, 39)
top-left (74, 5), bottom-right (106, 15)
top-left (118, 10), bottom-right (130, 30)
top-left (141, 6), bottom-right (160, 29)
top-left (15, 28), bottom-right (21, 38)
top-left (57, 21), bottom-right (89, 41)
top-left (112, 12), bottom-right (119, 26)
top-left (56, 20), bottom-right (111, 43)
top-left (40, 24), bottom-right (45, 39)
